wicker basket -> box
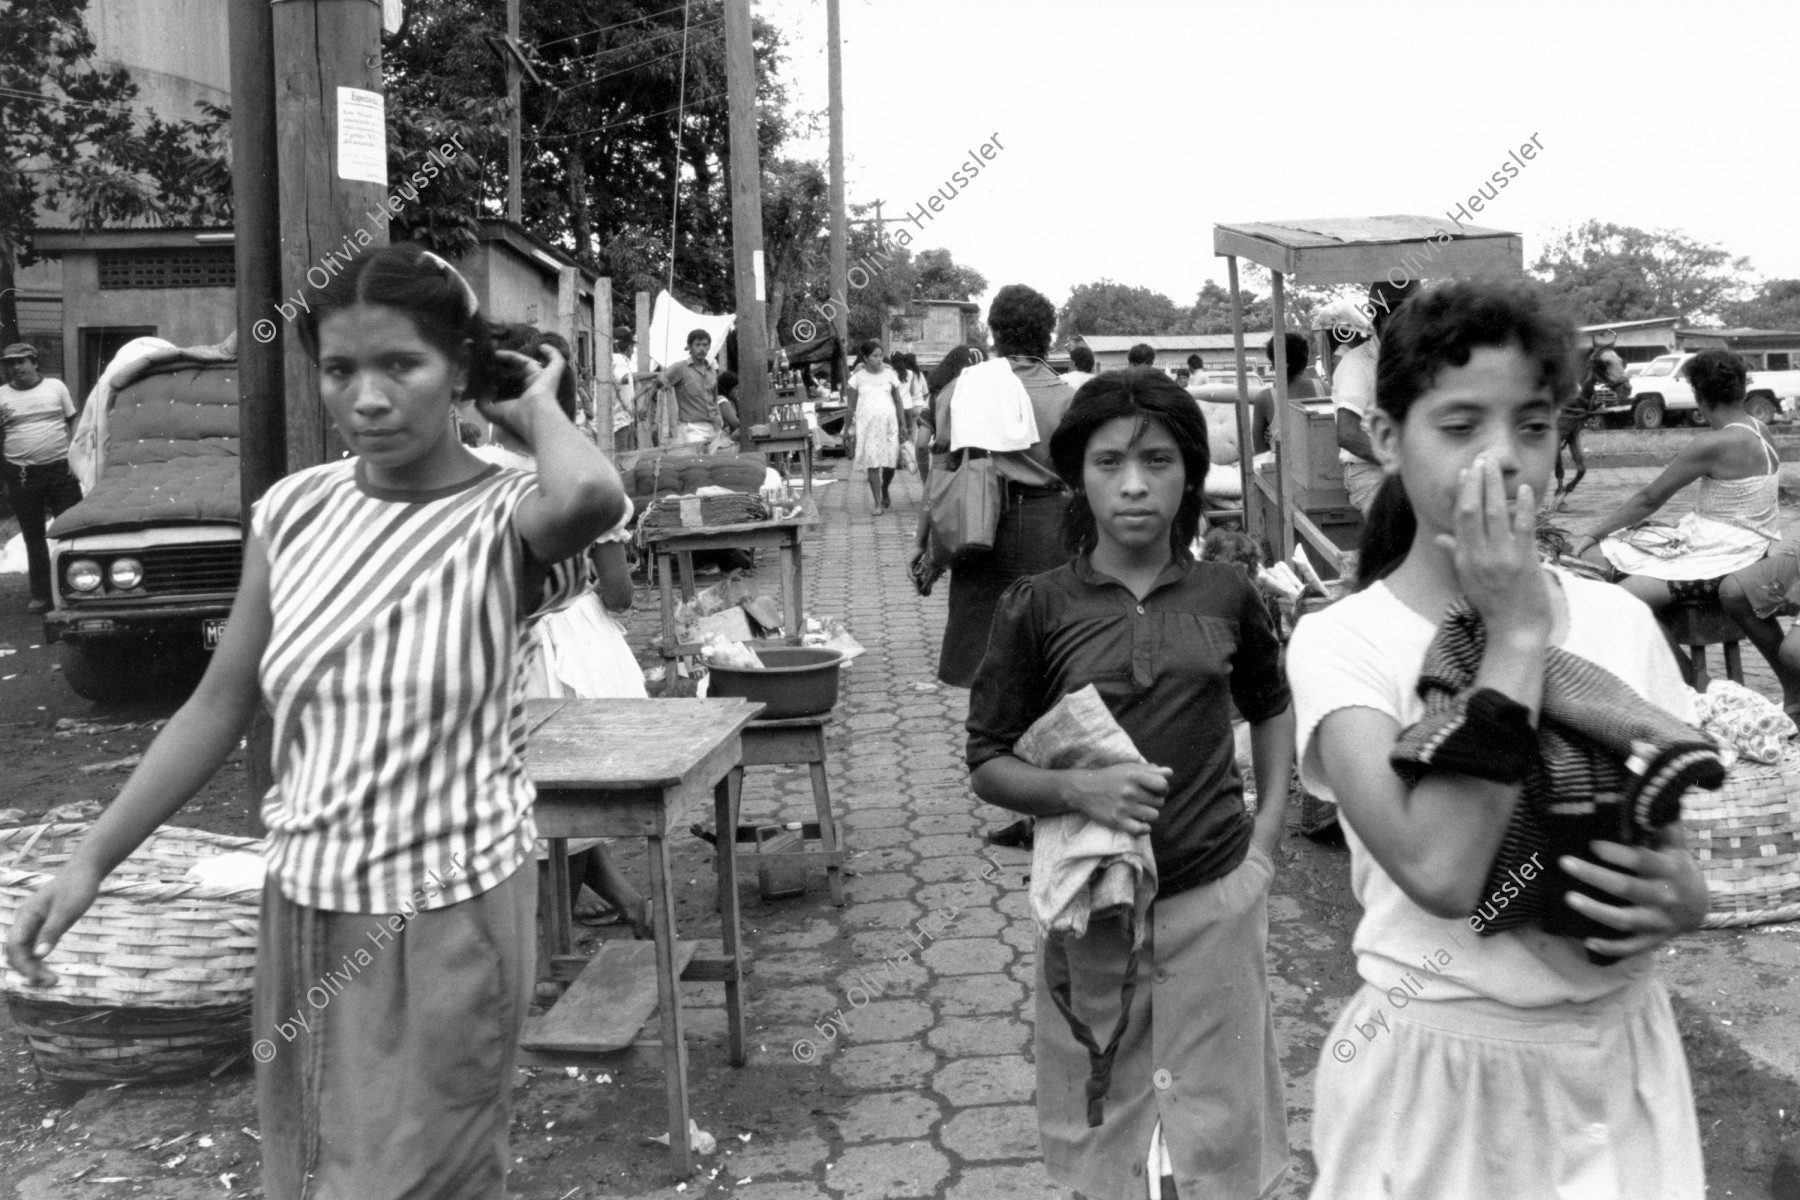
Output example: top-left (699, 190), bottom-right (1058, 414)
top-left (0, 823), bottom-right (263, 1083)
top-left (1687, 748), bottom-right (1800, 929)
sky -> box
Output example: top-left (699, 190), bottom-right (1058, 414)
top-left (754, 0), bottom-right (1800, 315)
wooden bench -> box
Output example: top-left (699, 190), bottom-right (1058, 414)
top-left (1662, 604), bottom-right (1746, 691)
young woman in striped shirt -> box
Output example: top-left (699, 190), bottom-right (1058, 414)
top-left (6, 245), bottom-right (627, 1199)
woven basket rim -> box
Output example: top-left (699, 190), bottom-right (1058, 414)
top-left (0, 822), bottom-right (265, 901)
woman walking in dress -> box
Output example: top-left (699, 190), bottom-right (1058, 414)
top-left (847, 339), bottom-right (906, 512)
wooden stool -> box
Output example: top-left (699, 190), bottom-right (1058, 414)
top-left (723, 714), bottom-right (845, 905)
top-left (1662, 604), bottom-right (1745, 691)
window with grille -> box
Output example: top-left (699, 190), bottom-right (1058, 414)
top-left (97, 250), bottom-right (236, 290)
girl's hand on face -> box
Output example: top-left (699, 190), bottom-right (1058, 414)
top-left (1066, 764), bottom-right (1172, 836)
top-left (478, 347), bottom-right (567, 445)
top-left (1435, 456), bottom-right (1552, 642)
top-left (1559, 826), bottom-right (1710, 958)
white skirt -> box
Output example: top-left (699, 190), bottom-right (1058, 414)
top-left (1600, 513), bottom-right (1771, 581)
top-left (523, 595), bottom-right (647, 702)
top-left (1309, 975), bottom-right (1702, 1200)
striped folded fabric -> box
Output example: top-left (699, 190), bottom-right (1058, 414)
top-left (641, 492), bottom-right (772, 529)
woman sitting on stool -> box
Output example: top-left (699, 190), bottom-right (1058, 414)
top-left (1574, 349), bottom-right (1786, 686)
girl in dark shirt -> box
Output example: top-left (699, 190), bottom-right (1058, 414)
top-left (966, 368), bottom-right (1295, 1200)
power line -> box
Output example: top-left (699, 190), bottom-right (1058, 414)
top-left (524, 85), bottom-right (721, 142)
top-left (535, 1), bottom-right (699, 51)
top-left (0, 84), bottom-right (138, 121)
top-left (557, 17), bottom-right (721, 67)
top-left (555, 26), bottom-right (721, 93)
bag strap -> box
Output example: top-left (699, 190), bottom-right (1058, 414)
top-left (1040, 910), bottom-right (1141, 1128)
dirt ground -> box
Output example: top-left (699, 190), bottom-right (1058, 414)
top-left (3, 431), bottom-right (1800, 1197)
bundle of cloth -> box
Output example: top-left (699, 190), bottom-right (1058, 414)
top-left (1390, 601), bottom-right (1724, 963)
top-left (1015, 685), bottom-right (1157, 1127)
top-left (1695, 678), bottom-right (1798, 765)
top-left (640, 490), bottom-right (771, 530)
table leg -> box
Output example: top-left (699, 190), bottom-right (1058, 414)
top-left (801, 442), bottom-right (813, 495)
top-left (809, 731), bottom-right (844, 907)
top-left (678, 550), bottom-right (697, 602)
top-left (781, 539), bottom-right (804, 645)
top-left (647, 834), bottom-right (693, 1177)
top-left (658, 551), bottom-right (678, 652)
top-left (546, 837), bottom-right (573, 960)
top-left (716, 774), bottom-right (747, 1067)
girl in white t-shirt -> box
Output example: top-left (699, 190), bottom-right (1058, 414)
top-left (1287, 279), bottom-right (1710, 1200)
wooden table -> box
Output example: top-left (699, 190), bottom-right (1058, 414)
top-left (522, 697), bottom-right (762, 1177)
top-left (641, 501), bottom-right (819, 657)
top-left (749, 429), bottom-right (815, 495)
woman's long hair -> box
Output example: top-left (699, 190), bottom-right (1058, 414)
top-left (1047, 368), bottom-right (1210, 560)
top-left (1355, 279), bottom-right (1575, 589)
top-left (927, 344), bottom-right (986, 398)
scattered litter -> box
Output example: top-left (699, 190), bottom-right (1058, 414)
top-left (79, 754), bottom-right (142, 775)
top-left (564, 1066), bottom-right (580, 1079)
top-left (0, 809), bottom-right (27, 827)
top-left (909, 681), bottom-right (938, 692)
top-left (738, 1179), bottom-right (753, 1187)
top-left (0, 647), bottom-right (14, 657)
top-left (162, 1153), bottom-right (189, 1169)
top-left (240, 1127), bottom-right (260, 1142)
top-left (644, 666), bottom-right (666, 684)
top-left (197, 1136), bottom-right (213, 1148)
top-left (648, 1119), bottom-right (717, 1154)
top-left (46, 800), bottom-right (103, 823)
top-left (3, 675), bottom-right (15, 681)
top-left (40, 1117), bottom-right (55, 1129)
top-left (54, 718), bottom-right (157, 737)
top-left (737, 1132), bottom-right (752, 1143)
top-left (220, 1174), bottom-right (238, 1191)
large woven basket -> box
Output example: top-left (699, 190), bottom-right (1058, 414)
top-left (0, 823), bottom-right (263, 1083)
top-left (1687, 748), bottom-right (1800, 929)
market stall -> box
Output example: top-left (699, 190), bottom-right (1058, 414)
top-left (1210, 215), bottom-right (1523, 572)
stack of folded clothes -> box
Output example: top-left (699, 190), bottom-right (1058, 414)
top-left (641, 490), bottom-right (772, 530)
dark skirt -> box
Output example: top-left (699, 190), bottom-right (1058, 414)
top-left (938, 491), bottom-right (1069, 687)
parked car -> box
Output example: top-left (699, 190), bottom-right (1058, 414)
top-left (44, 352), bottom-right (241, 702)
top-left (1608, 352), bottom-right (1800, 428)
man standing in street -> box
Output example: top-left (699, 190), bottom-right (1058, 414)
top-left (610, 325), bottom-right (640, 450)
top-left (657, 329), bottom-right (724, 451)
top-left (0, 344), bottom-right (82, 613)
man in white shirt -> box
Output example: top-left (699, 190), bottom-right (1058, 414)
top-left (1061, 342), bottom-right (1097, 392)
top-left (609, 326), bottom-right (638, 450)
top-left (1330, 280), bottom-right (1414, 514)
top-left (0, 344), bottom-right (83, 613)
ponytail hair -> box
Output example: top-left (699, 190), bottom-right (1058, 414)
top-left (297, 243), bottom-right (500, 400)
top-left (1353, 278), bottom-right (1575, 590)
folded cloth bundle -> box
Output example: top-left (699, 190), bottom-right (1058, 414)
top-left (641, 491), bottom-right (772, 530)
top-left (1391, 600), bottom-right (1724, 961)
top-left (1013, 684), bottom-right (1158, 1127)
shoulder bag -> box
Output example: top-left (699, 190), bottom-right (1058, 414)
top-left (925, 450), bottom-right (1002, 566)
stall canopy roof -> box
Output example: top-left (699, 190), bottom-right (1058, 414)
top-left (1213, 214), bottom-right (1522, 286)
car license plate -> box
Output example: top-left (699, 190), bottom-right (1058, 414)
top-left (203, 618), bottom-right (227, 649)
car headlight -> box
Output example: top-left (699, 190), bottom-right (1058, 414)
top-left (108, 558), bottom-right (144, 590)
top-left (66, 559), bottom-right (103, 592)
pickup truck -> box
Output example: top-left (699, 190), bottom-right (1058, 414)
top-left (1608, 352), bottom-right (1800, 428)
top-left (45, 349), bottom-right (241, 702)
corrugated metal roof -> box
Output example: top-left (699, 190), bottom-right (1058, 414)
top-left (1578, 317), bottom-right (1680, 331)
top-left (1215, 214), bottom-right (1513, 247)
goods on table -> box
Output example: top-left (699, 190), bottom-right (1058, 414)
top-left (703, 645), bottom-right (844, 718)
top-left (642, 492), bottom-right (772, 531)
top-left (0, 822), bottom-right (261, 1083)
top-left (700, 634), bottom-right (765, 670)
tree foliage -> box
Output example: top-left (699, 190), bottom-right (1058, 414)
top-left (1056, 280), bottom-right (1185, 343)
top-left (1530, 220), bottom-right (1749, 324)
top-left (914, 248), bottom-right (986, 302)
top-left (383, 0), bottom-right (801, 324)
top-left (1721, 279), bottom-right (1800, 333)
top-left (0, 0), bottom-right (229, 344)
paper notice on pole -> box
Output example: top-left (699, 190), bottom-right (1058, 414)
top-left (336, 88), bottom-right (387, 186)
top-left (752, 250), bottom-right (766, 302)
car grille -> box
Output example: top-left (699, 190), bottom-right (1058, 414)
top-left (141, 543), bottom-right (243, 595)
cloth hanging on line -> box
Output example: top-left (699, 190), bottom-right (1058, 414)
top-left (646, 291), bottom-right (735, 372)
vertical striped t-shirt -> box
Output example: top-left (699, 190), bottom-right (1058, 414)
top-left (252, 458), bottom-right (588, 913)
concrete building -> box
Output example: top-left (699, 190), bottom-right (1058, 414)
top-left (1578, 318), bottom-right (1800, 369)
top-left (891, 299), bottom-right (981, 369)
top-left (34, 222), bottom-right (600, 403)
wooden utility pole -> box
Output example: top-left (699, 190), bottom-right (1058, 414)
top-left (506, 0), bottom-right (522, 222)
top-left (636, 290), bottom-right (655, 446)
top-left (826, 0), bottom-right (847, 392)
top-left (271, 0), bottom-right (386, 471)
top-left (723, 0), bottom-right (768, 442)
top-left (229, 0), bottom-right (285, 821)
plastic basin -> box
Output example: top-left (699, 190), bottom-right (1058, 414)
top-left (705, 645), bottom-right (843, 718)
